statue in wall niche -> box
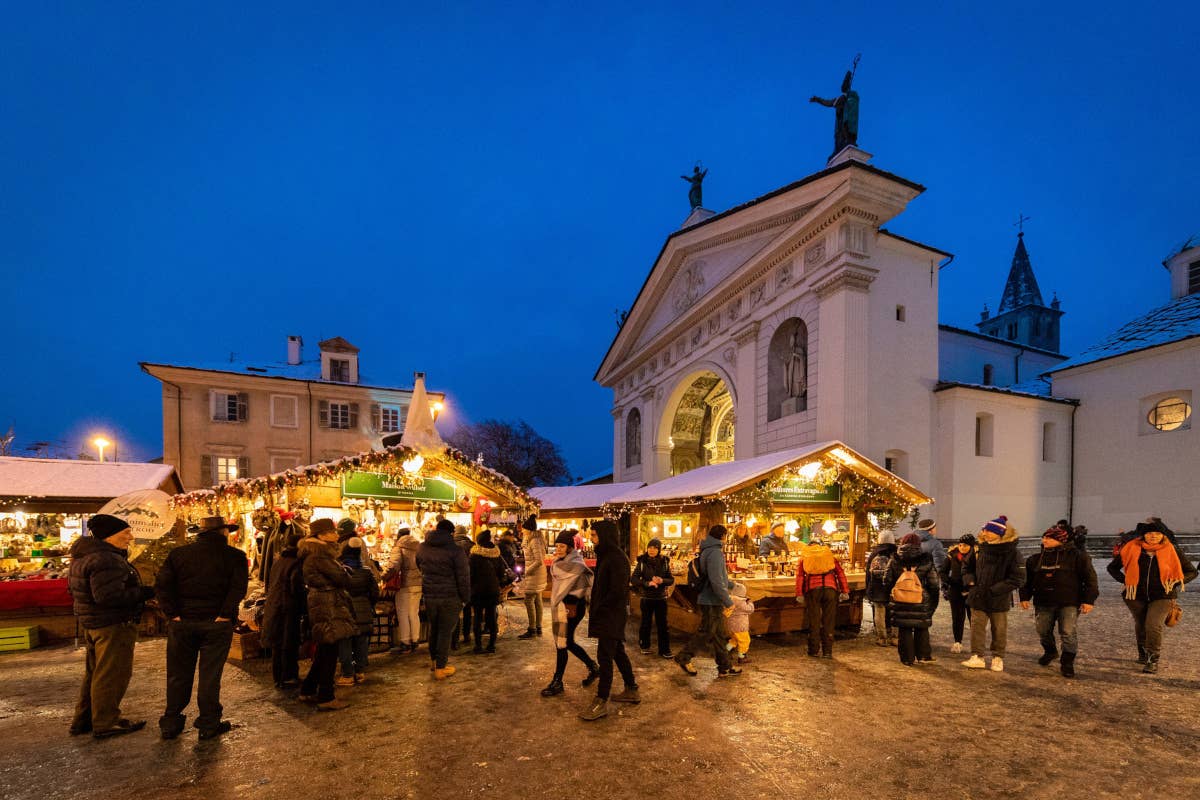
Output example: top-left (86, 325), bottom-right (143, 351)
top-left (681, 163), bottom-right (708, 209)
top-left (809, 54), bottom-right (861, 156)
top-left (782, 325), bottom-right (808, 398)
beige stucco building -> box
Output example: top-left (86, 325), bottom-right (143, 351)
top-left (141, 336), bottom-right (444, 490)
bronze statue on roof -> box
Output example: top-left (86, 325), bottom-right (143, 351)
top-left (810, 54), bottom-right (861, 156)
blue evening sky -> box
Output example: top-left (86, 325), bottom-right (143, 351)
top-left (3, 3), bottom-right (1198, 479)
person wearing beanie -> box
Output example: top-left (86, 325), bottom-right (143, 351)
top-left (451, 524), bottom-right (476, 649)
top-left (1018, 527), bottom-right (1099, 678)
top-left (67, 514), bottom-right (154, 738)
top-left (518, 519), bottom-right (549, 640)
top-left (155, 516), bottom-right (251, 737)
top-left (579, 519), bottom-right (638, 721)
top-left (726, 583), bottom-right (755, 664)
top-left (961, 515), bottom-right (1022, 672)
top-left (915, 518), bottom-right (948, 573)
top-left (1106, 522), bottom-right (1196, 674)
top-left (865, 530), bottom-right (900, 646)
top-left (675, 525), bottom-right (740, 677)
top-left (795, 535), bottom-right (850, 658)
top-left (336, 538), bottom-right (380, 684)
top-left (261, 530), bottom-right (306, 690)
top-left (631, 537), bottom-right (675, 657)
top-left (938, 534), bottom-right (977, 654)
top-left (884, 532), bottom-right (940, 666)
top-left (468, 529), bottom-right (508, 654)
top-left (758, 521), bottom-right (791, 557)
top-left (541, 528), bottom-right (598, 698)
top-left (383, 528), bottom-right (423, 655)
top-left (416, 518), bottom-right (470, 679)
top-left (296, 519), bottom-right (358, 709)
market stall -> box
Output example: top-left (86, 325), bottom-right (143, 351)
top-left (526, 482), bottom-right (643, 565)
top-left (603, 441), bottom-right (933, 635)
top-left (0, 457), bottom-right (184, 642)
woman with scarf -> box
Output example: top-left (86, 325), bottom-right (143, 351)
top-left (468, 530), bottom-right (508, 654)
top-left (938, 534), bottom-right (976, 654)
top-left (1107, 521), bottom-right (1196, 673)
top-left (540, 530), bottom-right (599, 697)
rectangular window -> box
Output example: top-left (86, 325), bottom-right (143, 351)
top-left (329, 402), bottom-right (350, 429)
top-left (270, 394), bottom-right (298, 428)
top-left (884, 456), bottom-right (896, 472)
top-left (895, 305), bottom-right (906, 322)
top-left (1006, 323), bottom-right (1017, 340)
top-left (983, 364), bottom-right (994, 386)
top-left (379, 405), bottom-right (401, 433)
top-left (210, 390), bottom-right (248, 422)
top-left (1042, 422), bottom-right (1056, 462)
top-left (214, 456), bottom-right (248, 482)
top-left (1189, 259), bottom-right (1200, 295)
top-left (329, 359), bottom-right (350, 382)
top-left (975, 413), bottom-right (994, 457)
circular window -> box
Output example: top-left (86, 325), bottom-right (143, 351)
top-left (1147, 397), bottom-right (1192, 431)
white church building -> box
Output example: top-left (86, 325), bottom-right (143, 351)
top-left (594, 148), bottom-right (1198, 538)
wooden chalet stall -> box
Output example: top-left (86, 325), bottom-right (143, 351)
top-left (604, 441), bottom-right (932, 635)
top-left (526, 482), bottom-right (644, 541)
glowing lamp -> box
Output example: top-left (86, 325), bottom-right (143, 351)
top-left (402, 454), bottom-right (424, 474)
top-left (797, 461), bottom-right (821, 481)
top-left (821, 519), bottom-right (838, 534)
top-left (784, 519), bottom-right (800, 534)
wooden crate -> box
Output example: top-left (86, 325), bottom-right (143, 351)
top-left (0, 625), bottom-right (39, 652)
top-left (227, 630), bottom-right (262, 660)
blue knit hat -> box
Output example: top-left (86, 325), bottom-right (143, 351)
top-left (982, 516), bottom-right (1008, 537)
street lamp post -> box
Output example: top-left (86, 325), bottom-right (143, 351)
top-left (92, 437), bottom-right (111, 463)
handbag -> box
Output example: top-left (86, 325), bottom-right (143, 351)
top-left (1165, 600), bottom-right (1183, 627)
top-left (563, 595), bottom-right (582, 619)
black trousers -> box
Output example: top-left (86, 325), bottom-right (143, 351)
top-left (301, 642), bottom-right (339, 702)
top-left (271, 614), bottom-right (301, 686)
top-left (596, 637), bottom-right (636, 699)
top-left (426, 598), bottom-right (462, 669)
top-left (804, 588), bottom-right (838, 654)
top-left (897, 625), bottom-right (932, 664)
top-left (678, 604), bottom-right (731, 671)
top-left (639, 598), bottom-right (670, 654)
top-left (160, 619), bottom-right (234, 734)
top-left (553, 600), bottom-right (595, 679)
top-left (472, 603), bottom-right (498, 646)
top-left (948, 592), bottom-right (972, 643)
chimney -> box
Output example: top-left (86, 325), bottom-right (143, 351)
top-left (287, 335), bottom-right (303, 366)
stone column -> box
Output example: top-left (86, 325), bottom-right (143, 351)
top-left (814, 268), bottom-right (874, 450)
top-left (730, 322), bottom-right (760, 461)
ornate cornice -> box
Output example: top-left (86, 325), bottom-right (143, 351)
top-left (814, 269), bottom-right (876, 298)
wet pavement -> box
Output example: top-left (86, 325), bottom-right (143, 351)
top-left (1, 573), bottom-right (1197, 800)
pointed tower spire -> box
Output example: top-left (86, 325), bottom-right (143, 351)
top-left (998, 232), bottom-right (1045, 312)
top-left (399, 372), bottom-right (444, 453)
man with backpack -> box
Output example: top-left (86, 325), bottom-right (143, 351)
top-left (674, 525), bottom-right (740, 678)
top-left (795, 535), bottom-right (849, 658)
top-left (865, 530), bottom-right (898, 646)
top-left (885, 532), bottom-right (940, 665)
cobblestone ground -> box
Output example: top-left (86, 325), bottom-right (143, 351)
top-left (1, 573), bottom-right (1197, 800)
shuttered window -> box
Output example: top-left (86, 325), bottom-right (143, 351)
top-left (211, 390), bottom-right (248, 422)
top-left (320, 400), bottom-right (357, 430)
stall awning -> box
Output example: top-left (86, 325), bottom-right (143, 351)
top-left (0, 457), bottom-right (183, 502)
top-left (606, 441), bottom-right (932, 506)
top-left (528, 482), bottom-right (644, 513)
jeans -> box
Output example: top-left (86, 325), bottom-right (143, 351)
top-left (554, 600), bottom-right (594, 679)
top-left (271, 614), bottom-right (301, 686)
top-left (472, 603), bottom-right (498, 646)
top-left (871, 601), bottom-right (895, 641)
top-left (596, 637), bottom-right (636, 699)
top-left (639, 597), bottom-right (670, 654)
top-left (425, 598), bottom-right (462, 668)
top-left (73, 620), bottom-right (138, 732)
top-left (897, 626), bottom-right (932, 664)
top-left (804, 588), bottom-right (838, 654)
top-left (523, 591), bottom-right (544, 631)
top-left (1123, 598), bottom-right (1173, 658)
top-left (948, 592), bottom-right (971, 643)
top-left (1035, 605), bottom-right (1080, 654)
top-left (395, 586), bottom-right (422, 645)
top-left (160, 619), bottom-right (234, 734)
top-left (301, 642), bottom-right (339, 702)
top-left (970, 610), bottom-right (1009, 657)
top-left (677, 604), bottom-right (731, 671)
top-left (338, 632), bottom-right (370, 675)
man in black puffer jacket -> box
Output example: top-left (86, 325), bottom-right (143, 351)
top-left (67, 514), bottom-right (156, 739)
top-left (1019, 527), bottom-right (1098, 679)
top-left (580, 520), bottom-right (638, 721)
top-left (417, 518), bottom-right (471, 678)
top-left (961, 516), bottom-right (1023, 672)
top-left (155, 516), bottom-right (249, 740)
top-left (631, 537), bottom-right (675, 657)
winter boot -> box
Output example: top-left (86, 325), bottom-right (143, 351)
top-left (485, 637), bottom-right (496, 654)
top-left (540, 678), bottom-right (565, 697)
top-left (581, 662), bottom-right (600, 687)
top-left (518, 628), bottom-right (536, 640)
top-left (1142, 654), bottom-right (1159, 674)
top-left (1038, 645), bottom-right (1059, 667)
top-left (578, 697), bottom-right (608, 721)
top-left (1060, 652), bottom-right (1076, 679)
top-left (1136, 646), bottom-right (1148, 664)
top-left (611, 686), bottom-right (641, 703)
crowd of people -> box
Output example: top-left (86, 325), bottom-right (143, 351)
top-left (64, 508), bottom-right (1196, 739)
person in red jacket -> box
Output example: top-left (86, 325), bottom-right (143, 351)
top-left (794, 536), bottom-right (849, 658)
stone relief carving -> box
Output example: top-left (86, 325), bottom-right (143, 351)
top-left (691, 327), bottom-right (702, 346)
top-left (671, 260), bottom-right (708, 315)
top-left (706, 316), bottom-right (719, 336)
top-left (750, 282), bottom-right (765, 307)
top-left (722, 346), bottom-right (737, 366)
top-left (727, 297), bottom-right (742, 323)
top-left (804, 240), bottom-right (826, 269)
top-left (777, 261), bottom-right (793, 288)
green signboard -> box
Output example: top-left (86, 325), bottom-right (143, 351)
top-left (770, 480), bottom-right (841, 505)
top-left (342, 471), bottom-right (457, 503)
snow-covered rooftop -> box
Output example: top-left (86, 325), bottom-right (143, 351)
top-left (528, 482), bottom-right (644, 512)
top-left (142, 359), bottom-right (430, 393)
top-left (934, 379), bottom-right (1074, 403)
top-left (1045, 293), bottom-right (1200, 374)
top-left (0, 457), bottom-right (180, 499)
top-left (606, 441), bottom-right (932, 506)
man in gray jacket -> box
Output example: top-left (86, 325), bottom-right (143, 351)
top-left (675, 525), bottom-right (740, 677)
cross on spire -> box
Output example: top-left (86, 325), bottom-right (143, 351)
top-left (1014, 212), bottom-right (1032, 236)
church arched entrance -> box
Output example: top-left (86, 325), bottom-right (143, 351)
top-left (665, 370), bottom-right (735, 477)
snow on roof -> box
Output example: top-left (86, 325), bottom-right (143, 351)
top-left (141, 359), bottom-right (434, 393)
top-left (0, 457), bottom-right (179, 499)
top-left (1045, 293), bottom-right (1200, 374)
top-left (934, 379), bottom-right (1074, 403)
top-left (528, 482), bottom-right (645, 512)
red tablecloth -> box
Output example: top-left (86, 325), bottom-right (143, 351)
top-left (0, 578), bottom-right (73, 611)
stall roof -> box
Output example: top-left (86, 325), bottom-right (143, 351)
top-left (0, 456), bottom-right (182, 500)
top-left (607, 441), bottom-right (932, 506)
top-left (528, 482), bottom-right (644, 512)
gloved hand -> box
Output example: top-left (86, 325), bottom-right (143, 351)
top-left (838, 592), bottom-right (849, 602)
